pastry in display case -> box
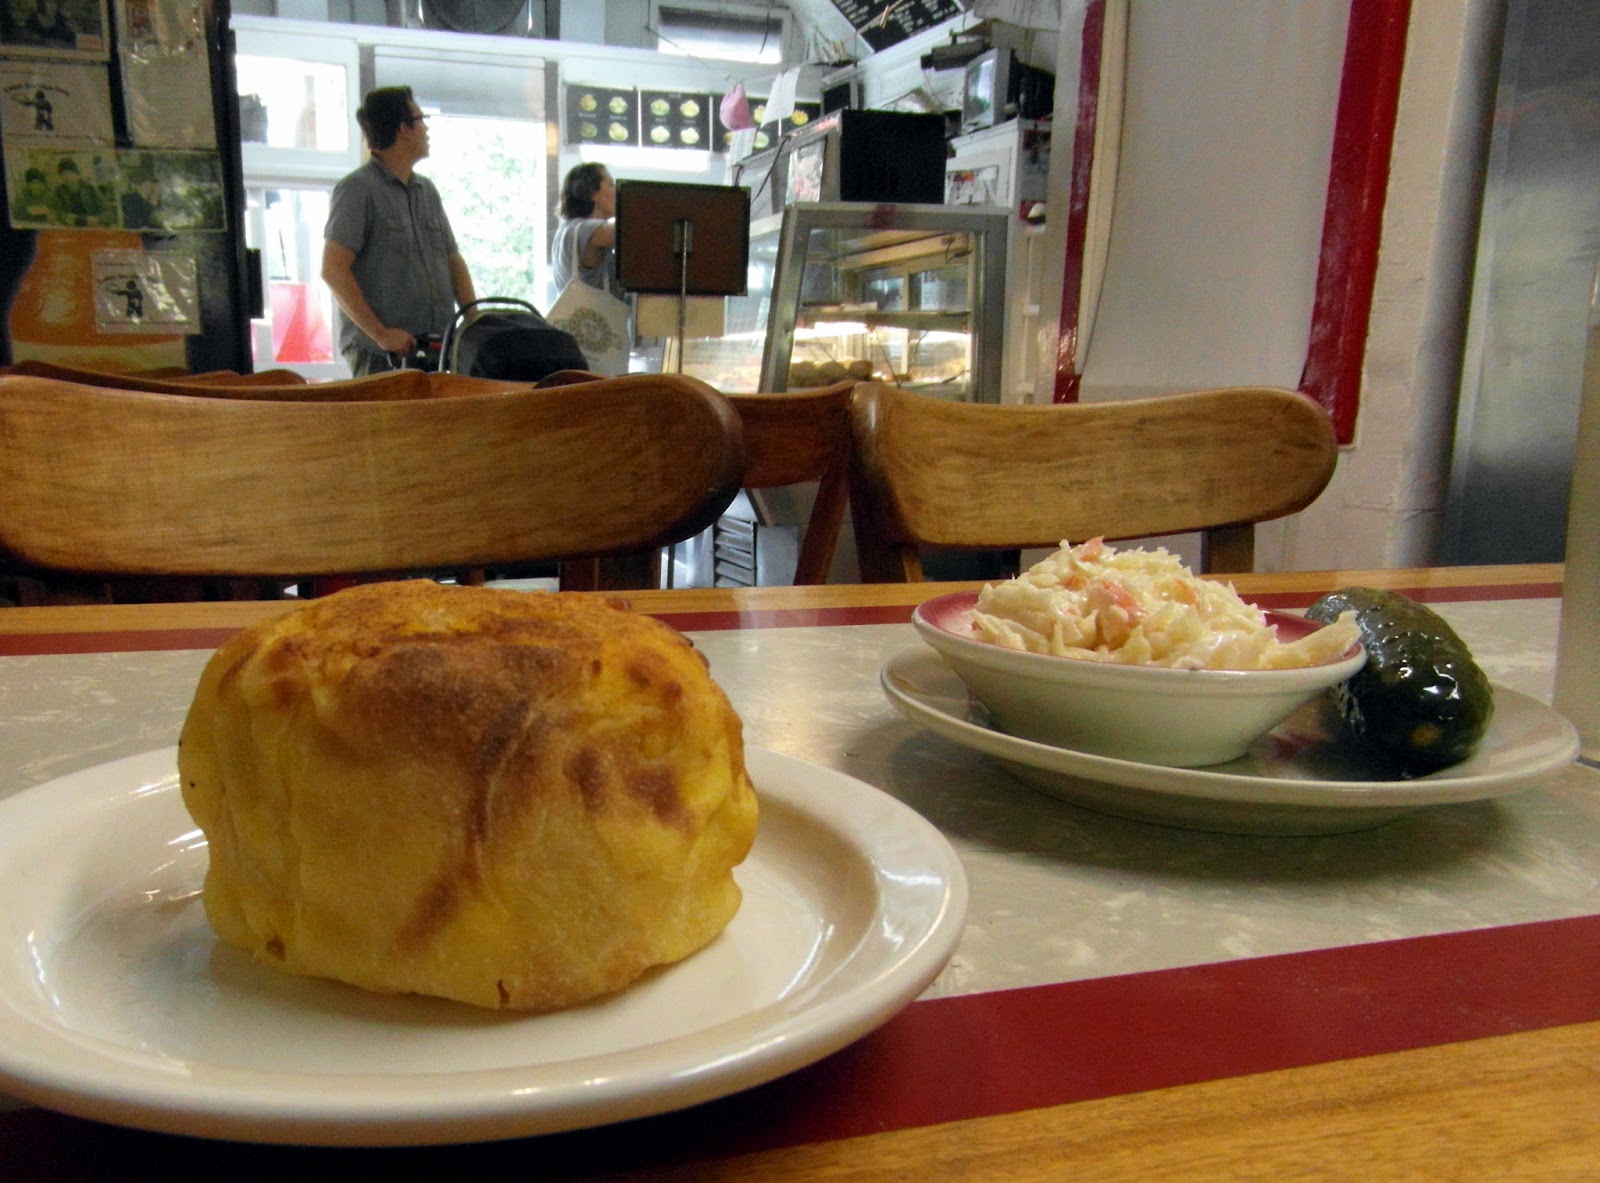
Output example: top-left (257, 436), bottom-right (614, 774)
top-left (674, 203), bottom-right (1007, 398)
top-left (759, 202), bottom-right (1008, 402)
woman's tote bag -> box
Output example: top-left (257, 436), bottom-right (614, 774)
top-left (547, 226), bottom-right (631, 376)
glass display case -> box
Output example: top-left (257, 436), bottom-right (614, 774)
top-left (677, 202), bottom-right (1008, 399)
top-left (762, 202), bottom-right (1008, 401)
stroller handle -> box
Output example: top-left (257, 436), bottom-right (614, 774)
top-left (440, 298), bottom-right (543, 373)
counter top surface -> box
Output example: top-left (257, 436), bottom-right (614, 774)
top-left (1, 564), bottom-right (1594, 1177)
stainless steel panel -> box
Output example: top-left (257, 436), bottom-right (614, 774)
top-left (1446, 0), bottom-right (1600, 563)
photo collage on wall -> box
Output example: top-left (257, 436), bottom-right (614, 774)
top-left (1, 0), bottom-right (222, 233)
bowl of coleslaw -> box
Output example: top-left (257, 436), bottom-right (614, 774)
top-left (912, 540), bottom-right (1364, 767)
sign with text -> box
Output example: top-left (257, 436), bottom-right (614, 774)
top-left (828, 0), bottom-right (963, 51)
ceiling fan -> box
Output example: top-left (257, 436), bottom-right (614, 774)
top-left (415, 0), bottom-right (536, 36)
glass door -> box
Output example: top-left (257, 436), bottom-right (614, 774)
top-left (234, 23), bottom-right (359, 378)
top-left (245, 185), bottom-right (343, 380)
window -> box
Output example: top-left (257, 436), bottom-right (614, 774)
top-left (654, 3), bottom-right (783, 64)
top-left (423, 114), bottom-right (548, 309)
top-left (234, 56), bottom-right (350, 153)
top-left (231, 27), bottom-right (362, 182)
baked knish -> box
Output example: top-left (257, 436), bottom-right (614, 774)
top-left (179, 581), bottom-right (757, 1011)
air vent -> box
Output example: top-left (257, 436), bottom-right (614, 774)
top-left (411, 0), bottom-right (538, 36)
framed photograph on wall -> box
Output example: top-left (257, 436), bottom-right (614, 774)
top-left (0, 0), bottom-right (112, 60)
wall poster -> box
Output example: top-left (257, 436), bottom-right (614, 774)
top-left (113, 0), bottom-right (214, 149)
top-left (90, 245), bottom-right (197, 332)
top-left (115, 147), bottom-right (222, 230)
top-left (0, 58), bottom-right (112, 142)
top-left (0, 0), bottom-right (111, 59)
top-left (5, 143), bottom-right (222, 230)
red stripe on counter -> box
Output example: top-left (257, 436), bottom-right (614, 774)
top-left (650, 604), bottom-right (916, 632)
top-left (0, 606), bottom-right (918, 655)
top-left (5, 914), bottom-right (1595, 1167)
top-left (0, 583), bottom-right (1564, 656)
top-left (0, 628), bottom-right (241, 655)
top-left (1246, 581), bottom-right (1562, 612)
top-left (548, 912), bottom-right (1600, 1169)
top-left (744, 913), bottom-right (1600, 1147)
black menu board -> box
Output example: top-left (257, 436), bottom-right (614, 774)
top-left (564, 85), bottom-right (638, 146)
top-left (828, 0), bottom-right (963, 51)
top-left (639, 91), bottom-right (712, 149)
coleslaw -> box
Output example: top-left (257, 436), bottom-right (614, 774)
top-left (970, 539), bottom-right (1358, 670)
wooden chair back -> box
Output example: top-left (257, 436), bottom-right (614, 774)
top-left (529, 372), bottom-right (857, 585)
top-left (535, 369), bottom-right (609, 388)
top-left (725, 382), bottom-right (855, 585)
top-left (161, 368), bottom-right (309, 386)
top-left (848, 383), bottom-right (1338, 580)
top-left (1, 360), bottom-right (308, 388)
top-left (0, 360), bottom-right (479, 402)
top-left (0, 374), bottom-right (745, 589)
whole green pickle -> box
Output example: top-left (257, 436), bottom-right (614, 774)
top-left (1305, 587), bottom-right (1494, 775)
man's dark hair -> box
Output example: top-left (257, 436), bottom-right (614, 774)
top-left (560, 163), bottom-right (610, 219)
top-left (356, 86), bottom-right (416, 152)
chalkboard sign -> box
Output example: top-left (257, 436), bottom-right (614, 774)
top-left (829, 0), bottom-right (964, 52)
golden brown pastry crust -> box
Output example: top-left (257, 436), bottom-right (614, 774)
top-left (179, 581), bottom-right (757, 1011)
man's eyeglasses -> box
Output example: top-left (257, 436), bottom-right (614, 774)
top-left (403, 114), bottom-right (429, 127)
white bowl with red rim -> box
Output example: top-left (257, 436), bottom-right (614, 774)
top-left (911, 590), bottom-right (1366, 768)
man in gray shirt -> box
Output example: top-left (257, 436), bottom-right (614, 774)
top-left (322, 86), bottom-right (476, 375)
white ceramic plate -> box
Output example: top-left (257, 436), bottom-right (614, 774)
top-left (882, 648), bottom-right (1580, 835)
top-left (0, 747), bottom-right (967, 1146)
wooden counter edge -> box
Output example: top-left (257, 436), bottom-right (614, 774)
top-left (584, 1017), bottom-right (1600, 1183)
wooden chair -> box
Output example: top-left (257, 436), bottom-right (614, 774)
top-left (725, 382), bottom-right (855, 585)
top-left (0, 374), bottom-right (745, 594)
top-left (531, 372), bottom-right (857, 585)
top-left (848, 382), bottom-right (1338, 581)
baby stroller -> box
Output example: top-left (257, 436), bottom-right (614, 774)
top-left (438, 297), bottom-right (589, 383)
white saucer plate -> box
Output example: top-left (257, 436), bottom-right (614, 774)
top-left (882, 648), bottom-right (1579, 835)
top-left (0, 746), bottom-right (967, 1146)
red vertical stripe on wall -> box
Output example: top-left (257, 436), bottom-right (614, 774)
top-left (1052, 1), bottom-right (1410, 427)
top-left (1301, 0), bottom-right (1412, 442)
top-left (1052, 0), bottom-right (1105, 403)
